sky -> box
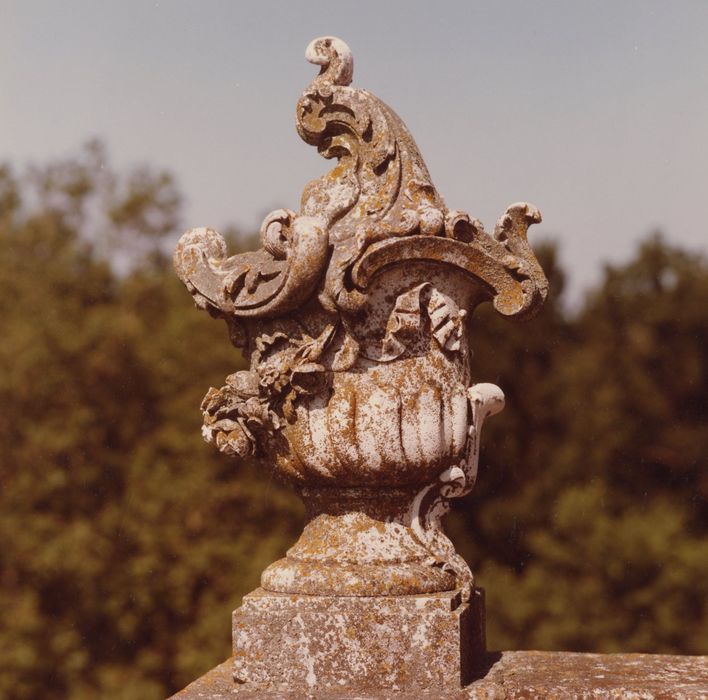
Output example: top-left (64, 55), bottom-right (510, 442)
top-left (2, 0), bottom-right (707, 303)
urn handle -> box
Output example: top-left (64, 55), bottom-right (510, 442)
top-left (409, 383), bottom-right (505, 601)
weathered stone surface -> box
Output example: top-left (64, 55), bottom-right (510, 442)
top-left (232, 588), bottom-right (485, 692)
top-left (171, 651), bottom-right (708, 699)
top-left (489, 650), bottom-right (708, 699)
top-left (173, 35), bottom-right (549, 694)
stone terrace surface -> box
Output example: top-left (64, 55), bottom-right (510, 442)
top-left (172, 651), bottom-right (708, 699)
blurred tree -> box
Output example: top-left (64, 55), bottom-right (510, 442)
top-left (0, 145), bottom-right (706, 699)
top-left (0, 144), bottom-right (303, 700)
top-left (449, 236), bottom-right (708, 654)
top-left (449, 241), bottom-right (574, 570)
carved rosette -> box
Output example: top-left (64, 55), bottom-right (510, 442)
top-left (174, 37), bottom-right (547, 600)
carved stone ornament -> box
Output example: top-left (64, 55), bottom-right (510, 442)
top-left (174, 36), bottom-right (547, 692)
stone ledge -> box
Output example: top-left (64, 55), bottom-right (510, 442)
top-left (170, 650), bottom-right (708, 699)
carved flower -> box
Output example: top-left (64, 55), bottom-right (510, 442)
top-left (210, 422), bottom-right (253, 458)
top-left (225, 369), bottom-right (260, 397)
top-left (200, 370), bottom-right (280, 458)
top-left (253, 333), bottom-right (293, 393)
top-left (241, 396), bottom-right (281, 432)
top-left (290, 362), bottom-right (328, 396)
top-left (249, 324), bottom-right (336, 423)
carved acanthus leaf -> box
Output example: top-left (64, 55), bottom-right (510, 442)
top-left (173, 212), bottom-right (329, 321)
top-left (350, 208), bottom-right (546, 319)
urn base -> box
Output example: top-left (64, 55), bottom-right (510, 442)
top-left (260, 485), bottom-right (457, 596)
top-left (232, 587), bottom-right (485, 692)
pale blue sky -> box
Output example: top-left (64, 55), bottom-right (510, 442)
top-left (2, 1), bottom-right (707, 301)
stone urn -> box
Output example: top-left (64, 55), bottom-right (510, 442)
top-left (174, 36), bottom-right (547, 692)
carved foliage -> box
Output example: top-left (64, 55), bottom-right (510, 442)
top-left (200, 283), bottom-right (471, 461)
top-left (174, 37), bottom-right (548, 332)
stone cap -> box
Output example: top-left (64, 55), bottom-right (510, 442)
top-left (171, 650), bottom-right (708, 699)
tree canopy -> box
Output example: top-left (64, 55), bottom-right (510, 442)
top-left (1, 144), bottom-right (706, 699)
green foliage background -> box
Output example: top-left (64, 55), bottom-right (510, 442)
top-left (1, 144), bottom-right (706, 699)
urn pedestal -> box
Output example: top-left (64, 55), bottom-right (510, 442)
top-left (173, 35), bottom-right (547, 695)
top-left (261, 486), bottom-right (458, 596)
top-left (232, 588), bottom-right (485, 692)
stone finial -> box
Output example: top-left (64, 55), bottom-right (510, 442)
top-left (174, 37), bottom-right (548, 692)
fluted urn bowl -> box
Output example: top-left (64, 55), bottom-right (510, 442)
top-left (275, 354), bottom-right (470, 487)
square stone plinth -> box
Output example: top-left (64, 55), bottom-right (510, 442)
top-left (231, 587), bottom-right (485, 693)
